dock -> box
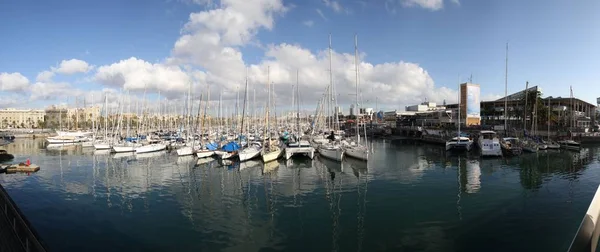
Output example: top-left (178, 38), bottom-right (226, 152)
top-left (0, 183), bottom-right (48, 252)
top-left (0, 164), bottom-right (40, 174)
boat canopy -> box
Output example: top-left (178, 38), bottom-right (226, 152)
top-left (222, 141), bottom-right (240, 152)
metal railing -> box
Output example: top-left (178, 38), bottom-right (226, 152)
top-left (0, 183), bottom-right (48, 252)
top-left (569, 185), bottom-right (600, 251)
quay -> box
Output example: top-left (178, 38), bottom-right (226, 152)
top-left (0, 183), bottom-right (47, 252)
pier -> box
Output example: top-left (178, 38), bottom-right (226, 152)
top-left (0, 183), bottom-right (47, 252)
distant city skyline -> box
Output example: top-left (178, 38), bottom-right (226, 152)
top-left (1, 0), bottom-right (599, 112)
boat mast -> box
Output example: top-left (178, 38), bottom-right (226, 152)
top-left (354, 34), bottom-right (360, 144)
top-left (504, 42), bottom-right (509, 134)
top-left (458, 75), bottom-right (461, 138)
top-left (240, 68), bottom-right (248, 140)
top-left (104, 93), bottom-right (108, 140)
top-left (266, 66), bottom-right (271, 151)
top-left (296, 69), bottom-right (300, 136)
top-left (328, 34), bottom-right (333, 131)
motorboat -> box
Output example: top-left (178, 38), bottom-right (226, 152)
top-left (478, 131), bottom-right (502, 157)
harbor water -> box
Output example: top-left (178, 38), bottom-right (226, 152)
top-left (1, 139), bottom-right (599, 251)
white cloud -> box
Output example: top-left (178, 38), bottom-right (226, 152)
top-left (95, 57), bottom-right (194, 98)
top-left (450, 0), bottom-right (460, 5)
top-left (248, 43), bottom-right (457, 108)
top-left (303, 20), bottom-right (314, 27)
top-left (0, 95), bottom-right (20, 108)
top-left (385, 0), bottom-right (446, 11)
top-left (36, 70), bottom-right (55, 82)
top-left (0, 72), bottom-right (30, 91)
top-left (169, 0), bottom-right (287, 94)
top-left (54, 59), bottom-right (93, 74)
top-left (57, 0), bottom-right (455, 112)
top-left (401, 0), bottom-right (443, 10)
top-left (316, 9), bottom-right (327, 20)
top-left (29, 82), bottom-right (83, 101)
top-left (323, 0), bottom-right (343, 13)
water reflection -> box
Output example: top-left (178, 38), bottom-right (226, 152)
top-left (1, 139), bottom-right (600, 252)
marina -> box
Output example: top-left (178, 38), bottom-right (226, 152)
top-left (0, 138), bottom-right (599, 251)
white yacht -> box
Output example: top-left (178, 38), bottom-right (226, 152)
top-left (446, 136), bottom-right (473, 152)
top-left (478, 131), bottom-right (502, 157)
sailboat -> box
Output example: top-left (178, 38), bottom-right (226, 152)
top-left (446, 78), bottom-right (473, 152)
top-left (261, 66), bottom-right (283, 163)
top-left (343, 35), bottom-right (369, 161)
top-left (238, 70), bottom-right (262, 162)
top-left (544, 97), bottom-right (560, 149)
top-left (134, 89), bottom-right (166, 154)
top-left (318, 34), bottom-right (344, 162)
top-left (285, 70), bottom-right (315, 160)
top-left (558, 86), bottom-right (581, 151)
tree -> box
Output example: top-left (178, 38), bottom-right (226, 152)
top-left (38, 120), bottom-right (46, 130)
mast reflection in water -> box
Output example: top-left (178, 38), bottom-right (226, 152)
top-left (0, 139), bottom-right (599, 252)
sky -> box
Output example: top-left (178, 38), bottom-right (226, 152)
top-left (1, 0), bottom-right (599, 113)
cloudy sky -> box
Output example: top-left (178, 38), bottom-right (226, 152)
top-left (1, 0), bottom-right (599, 112)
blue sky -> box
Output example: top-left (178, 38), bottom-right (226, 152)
top-left (1, 0), bottom-right (599, 111)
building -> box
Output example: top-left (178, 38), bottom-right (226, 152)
top-left (460, 83), bottom-right (481, 126)
top-left (405, 102), bottom-right (442, 112)
top-left (44, 106), bottom-right (68, 128)
top-left (0, 108), bottom-right (45, 128)
top-left (445, 85), bottom-right (597, 131)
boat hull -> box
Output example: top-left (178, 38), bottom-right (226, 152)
top-left (196, 150), bottom-right (215, 158)
top-left (318, 146), bottom-right (344, 161)
top-left (285, 146), bottom-right (315, 160)
top-left (135, 144), bottom-right (166, 154)
top-left (344, 146), bottom-right (368, 161)
top-left (112, 145), bottom-right (138, 153)
top-left (176, 146), bottom-right (195, 156)
top-left (239, 147), bottom-right (261, 162)
top-left (262, 148), bottom-right (282, 163)
top-left (94, 143), bottom-right (111, 150)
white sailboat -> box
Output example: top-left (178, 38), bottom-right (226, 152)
top-left (94, 94), bottom-right (112, 150)
top-left (446, 76), bottom-right (473, 152)
top-left (177, 83), bottom-right (201, 156)
top-left (559, 86), bottom-right (581, 151)
top-left (261, 66), bottom-right (283, 163)
top-left (285, 70), bottom-right (315, 160)
top-left (343, 35), bottom-right (369, 161)
top-left (318, 34), bottom-right (344, 162)
top-left (238, 72), bottom-right (262, 162)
